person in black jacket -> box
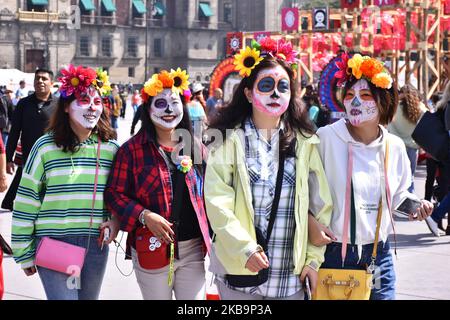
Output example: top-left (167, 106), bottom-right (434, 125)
top-left (2, 69), bottom-right (56, 210)
top-left (130, 103), bottom-right (142, 135)
top-left (425, 82), bottom-right (450, 236)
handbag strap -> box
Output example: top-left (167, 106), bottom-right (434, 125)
top-left (264, 147), bottom-right (286, 246)
top-left (85, 136), bottom-right (102, 256)
top-left (342, 137), bottom-right (390, 269)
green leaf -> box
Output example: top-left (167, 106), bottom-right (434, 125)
top-left (251, 39), bottom-right (261, 51)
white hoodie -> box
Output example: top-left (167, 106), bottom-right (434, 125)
top-left (316, 119), bottom-right (413, 250)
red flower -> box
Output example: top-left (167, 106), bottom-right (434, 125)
top-left (335, 52), bottom-right (350, 86)
top-left (141, 88), bottom-right (149, 103)
top-left (58, 64), bottom-right (97, 98)
top-left (259, 37), bottom-right (277, 54)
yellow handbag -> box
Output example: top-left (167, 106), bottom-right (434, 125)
top-left (313, 141), bottom-right (390, 300)
top-left (315, 268), bottom-right (373, 300)
top-left (313, 200), bottom-right (382, 300)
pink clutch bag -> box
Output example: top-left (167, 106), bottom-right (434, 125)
top-left (35, 237), bottom-right (86, 276)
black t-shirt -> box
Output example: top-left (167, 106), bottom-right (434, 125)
top-left (162, 149), bottom-right (202, 241)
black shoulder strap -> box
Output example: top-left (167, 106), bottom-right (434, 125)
top-left (265, 148), bottom-right (285, 245)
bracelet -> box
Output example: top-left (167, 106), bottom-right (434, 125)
top-left (139, 209), bottom-right (151, 226)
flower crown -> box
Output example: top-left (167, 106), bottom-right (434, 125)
top-left (233, 37), bottom-right (299, 78)
top-left (58, 64), bottom-right (111, 98)
top-left (141, 68), bottom-right (190, 104)
top-left (335, 53), bottom-right (393, 89)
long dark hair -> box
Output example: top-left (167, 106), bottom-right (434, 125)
top-left (47, 94), bottom-right (117, 153)
top-left (140, 94), bottom-right (203, 171)
top-left (208, 58), bottom-right (315, 156)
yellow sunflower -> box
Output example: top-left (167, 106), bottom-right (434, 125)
top-left (143, 73), bottom-right (164, 97)
top-left (170, 68), bottom-right (190, 95)
top-left (93, 68), bottom-right (112, 96)
top-left (234, 46), bottom-right (264, 77)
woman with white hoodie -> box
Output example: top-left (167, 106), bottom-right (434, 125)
top-left (309, 53), bottom-right (433, 300)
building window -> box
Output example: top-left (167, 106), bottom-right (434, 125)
top-left (27, 0), bottom-right (48, 12)
top-left (152, 1), bottom-right (166, 20)
top-left (153, 38), bottom-right (163, 58)
top-left (80, 0), bottom-right (95, 15)
top-left (101, 37), bottom-right (112, 57)
top-left (224, 3), bottom-right (232, 23)
top-left (101, 0), bottom-right (115, 17)
top-left (127, 37), bottom-right (137, 57)
top-left (132, 0), bottom-right (146, 19)
top-left (198, 2), bottom-right (213, 22)
top-left (79, 36), bottom-right (90, 56)
top-left (128, 67), bottom-right (135, 78)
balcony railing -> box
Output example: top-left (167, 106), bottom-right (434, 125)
top-left (18, 9), bottom-right (59, 22)
top-left (81, 15), bottom-right (94, 24)
top-left (96, 16), bottom-right (116, 25)
top-left (131, 18), bottom-right (167, 28)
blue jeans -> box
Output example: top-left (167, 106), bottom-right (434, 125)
top-left (321, 241), bottom-right (396, 300)
top-left (36, 236), bottom-right (109, 300)
top-left (431, 191), bottom-right (450, 221)
top-left (406, 147), bottom-right (418, 193)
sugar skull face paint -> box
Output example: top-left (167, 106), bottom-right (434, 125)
top-left (252, 65), bottom-right (291, 117)
top-left (68, 87), bottom-right (103, 130)
top-left (343, 79), bottom-right (379, 127)
top-left (149, 89), bottom-right (183, 130)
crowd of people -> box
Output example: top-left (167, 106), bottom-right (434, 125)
top-left (0, 37), bottom-right (448, 301)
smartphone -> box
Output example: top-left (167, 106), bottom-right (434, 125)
top-left (394, 197), bottom-right (421, 218)
top-left (304, 276), bottom-right (312, 300)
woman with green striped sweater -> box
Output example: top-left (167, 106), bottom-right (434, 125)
top-left (11, 65), bottom-right (119, 300)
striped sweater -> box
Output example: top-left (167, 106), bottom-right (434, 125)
top-left (12, 133), bottom-right (119, 268)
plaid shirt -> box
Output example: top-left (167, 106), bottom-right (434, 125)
top-left (104, 130), bottom-right (211, 258)
top-left (218, 117), bottom-right (302, 298)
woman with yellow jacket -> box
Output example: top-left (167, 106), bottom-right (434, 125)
top-left (204, 38), bottom-right (333, 300)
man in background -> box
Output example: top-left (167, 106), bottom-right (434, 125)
top-left (2, 69), bottom-right (56, 210)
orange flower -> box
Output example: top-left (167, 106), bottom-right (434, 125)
top-left (360, 58), bottom-right (384, 79)
top-left (158, 70), bottom-right (174, 88)
top-left (371, 72), bottom-right (393, 89)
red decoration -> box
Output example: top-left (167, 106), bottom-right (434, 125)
top-left (281, 8), bottom-right (299, 32)
top-left (226, 32), bottom-right (243, 56)
top-left (445, 0), bottom-right (450, 15)
top-left (209, 57), bottom-right (238, 98)
top-left (253, 32), bottom-right (271, 43)
top-left (374, 0), bottom-right (398, 6)
top-left (341, 0), bottom-right (360, 10)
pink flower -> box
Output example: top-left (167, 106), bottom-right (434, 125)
top-left (335, 52), bottom-right (350, 86)
top-left (277, 39), bottom-right (298, 63)
top-left (58, 64), bottom-right (97, 98)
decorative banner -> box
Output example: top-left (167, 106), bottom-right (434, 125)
top-left (318, 52), bottom-right (346, 114)
top-left (209, 57), bottom-right (241, 103)
top-left (281, 8), bottom-right (299, 32)
top-left (374, 0), bottom-right (398, 6)
top-left (254, 32), bottom-right (271, 43)
top-left (313, 7), bottom-right (329, 30)
top-left (445, 0), bottom-right (450, 15)
top-left (226, 32), bottom-right (243, 56)
top-left (340, 0), bottom-right (360, 10)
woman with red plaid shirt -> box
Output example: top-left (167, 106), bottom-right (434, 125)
top-left (105, 70), bottom-right (211, 300)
